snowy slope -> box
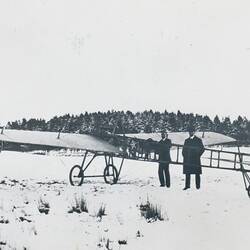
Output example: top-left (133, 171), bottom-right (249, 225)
top-left (0, 149), bottom-right (250, 250)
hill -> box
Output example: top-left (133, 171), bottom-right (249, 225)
top-left (6, 110), bottom-right (250, 144)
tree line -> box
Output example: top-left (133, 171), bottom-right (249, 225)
top-left (6, 110), bottom-right (250, 144)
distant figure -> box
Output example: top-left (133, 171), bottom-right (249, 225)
top-left (128, 139), bottom-right (137, 158)
top-left (158, 131), bottom-right (172, 187)
top-left (182, 127), bottom-right (205, 190)
top-left (144, 138), bottom-right (154, 159)
top-left (121, 134), bottom-right (129, 156)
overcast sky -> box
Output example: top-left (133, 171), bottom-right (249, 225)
top-left (0, 0), bottom-right (250, 124)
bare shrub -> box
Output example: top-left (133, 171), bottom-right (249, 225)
top-left (136, 230), bottom-right (143, 238)
top-left (68, 195), bottom-right (88, 214)
top-left (97, 237), bottom-right (112, 249)
top-left (118, 239), bottom-right (127, 245)
top-left (97, 237), bottom-right (105, 248)
top-left (38, 198), bottom-right (50, 215)
top-left (105, 238), bottom-right (112, 250)
top-left (139, 199), bottom-right (164, 222)
top-left (19, 216), bottom-right (32, 223)
top-left (0, 240), bottom-right (6, 246)
top-left (0, 216), bottom-right (9, 224)
top-left (96, 204), bottom-right (106, 219)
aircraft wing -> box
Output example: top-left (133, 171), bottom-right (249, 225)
top-left (124, 132), bottom-right (236, 146)
top-left (0, 129), bottom-right (121, 154)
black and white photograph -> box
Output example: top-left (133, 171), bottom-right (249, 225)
top-left (0, 1), bottom-right (250, 249)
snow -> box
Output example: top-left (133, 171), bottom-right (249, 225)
top-left (125, 132), bottom-right (236, 146)
top-left (0, 129), bottom-right (120, 154)
top-left (0, 148), bottom-right (250, 250)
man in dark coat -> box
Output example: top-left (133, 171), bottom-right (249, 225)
top-left (158, 131), bottom-right (172, 187)
top-left (182, 127), bottom-right (205, 190)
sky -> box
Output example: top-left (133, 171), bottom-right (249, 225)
top-left (0, 0), bottom-right (250, 124)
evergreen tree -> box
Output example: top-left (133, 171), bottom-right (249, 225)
top-left (6, 110), bottom-right (250, 143)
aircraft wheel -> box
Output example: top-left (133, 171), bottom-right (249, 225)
top-left (104, 164), bottom-right (118, 184)
top-left (69, 165), bottom-right (84, 186)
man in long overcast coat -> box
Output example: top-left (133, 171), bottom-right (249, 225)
top-left (182, 127), bottom-right (205, 190)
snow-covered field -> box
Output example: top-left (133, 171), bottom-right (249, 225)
top-left (0, 148), bottom-right (250, 250)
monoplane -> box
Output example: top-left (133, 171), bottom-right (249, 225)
top-left (0, 127), bottom-right (249, 197)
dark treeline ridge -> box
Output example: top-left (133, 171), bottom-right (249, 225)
top-left (6, 110), bottom-right (250, 144)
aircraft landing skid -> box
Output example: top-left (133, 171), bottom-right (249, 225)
top-left (237, 146), bottom-right (250, 198)
top-left (69, 151), bottom-right (124, 186)
top-left (242, 171), bottom-right (250, 198)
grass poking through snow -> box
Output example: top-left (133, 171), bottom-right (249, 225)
top-left (96, 204), bottom-right (106, 219)
top-left (139, 199), bottom-right (164, 222)
top-left (68, 195), bottom-right (88, 214)
top-left (38, 198), bottom-right (50, 215)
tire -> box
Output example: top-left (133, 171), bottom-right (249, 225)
top-left (69, 165), bottom-right (84, 186)
top-left (103, 164), bottom-right (118, 184)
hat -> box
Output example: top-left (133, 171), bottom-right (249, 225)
top-left (161, 130), bottom-right (168, 135)
top-left (187, 125), bottom-right (195, 132)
